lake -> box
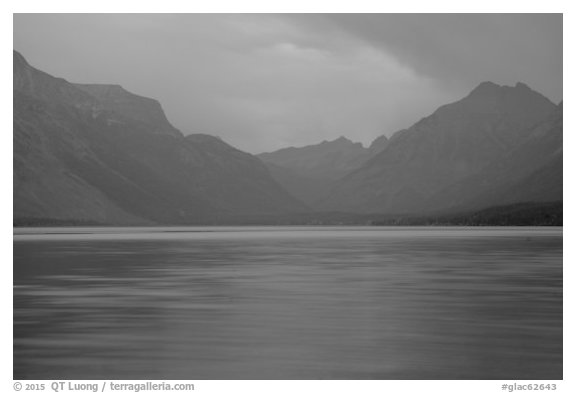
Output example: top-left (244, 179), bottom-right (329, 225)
top-left (13, 226), bottom-right (563, 379)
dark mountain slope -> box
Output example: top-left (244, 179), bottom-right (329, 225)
top-left (322, 82), bottom-right (558, 213)
top-left (74, 83), bottom-right (181, 137)
top-left (427, 103), bottom-right (562, 212)
top-left (13, 50), bottom-right (305, 224)
top-left (13, 89), bottom-right (149, 224)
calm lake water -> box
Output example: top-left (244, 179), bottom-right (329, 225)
top-left (13, 226), bottom-right (562, 380)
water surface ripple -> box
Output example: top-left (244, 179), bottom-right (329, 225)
top-left (13, 227), bottom-right (563, 379)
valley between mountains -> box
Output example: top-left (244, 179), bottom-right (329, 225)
top-left (13, 50), bottom-right (562, 226)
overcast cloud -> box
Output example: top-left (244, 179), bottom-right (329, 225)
top-left (13, 14), bottom-right (562, 153)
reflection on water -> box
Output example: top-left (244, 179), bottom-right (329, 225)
top-left (14, 227), bottom-right (562, 379)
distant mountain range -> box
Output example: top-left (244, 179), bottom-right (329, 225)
top-left (258, 136), bottom-right (388, 204)
top-left (262, 81), bottom-right (562, 216)
top-left (13, 50), bottom-right (562, 225)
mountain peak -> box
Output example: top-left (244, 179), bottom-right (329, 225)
top-left (368, 134), bottom-right (389, 152)
top-left (459, 81), bottom-right (555, 119)
top-left (468, 81), bottom-right (502, 97)
top-left (334, 136), bottom-right (353, 144)
top-left (13, 50), bottom-right (29, 69)
top-left (467, 81), bottom-right (545, 100)
top-left (515, 81), bottom-right (531, 90)
top-left (320, 136), bottom-right (353, 145)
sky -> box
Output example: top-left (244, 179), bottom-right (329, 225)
top-left (13, 14), bottom-right (562, 153)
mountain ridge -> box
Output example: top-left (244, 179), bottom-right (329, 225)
top-left (13, 49), bottom-right (561, 224)
top-left (320, 80), bottom-right (559, 213)
top-left (13, 50), bottom-right (306, 224)
top-left (257, 135), bottom-right (389, 204)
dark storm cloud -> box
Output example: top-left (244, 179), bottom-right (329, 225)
top-left (306, 14), bottom-right (562, 101)
top-left (13, 14), bottom-right (562, 153)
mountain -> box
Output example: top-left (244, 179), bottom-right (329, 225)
top-left (426, 102), bottom-right (562, 213)
top-left (14, 50), bottom-right (561, 224)
top-left (322, 81), bottom-right (559, 214)
top-left (367, 134), bottom-right (390, 154)
top-left (13, 50), bottom-right (305, 225)
top-left (259, 136), bottom-right (383, 180)
top-left (258, 136), bottom-right (388, 205)
top-left (73, 84), bottom-right (182, 137)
